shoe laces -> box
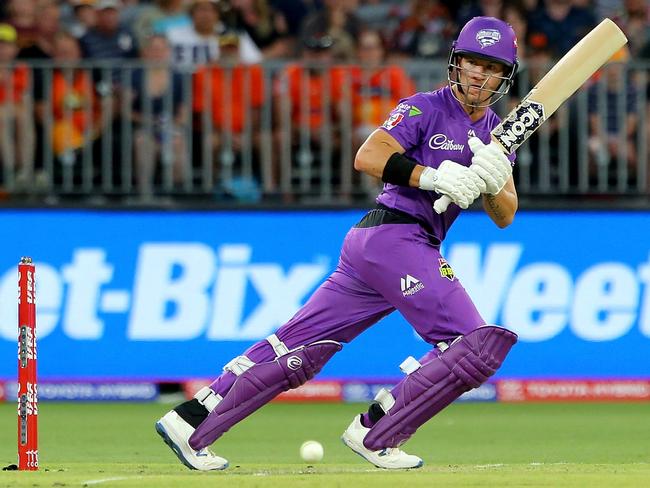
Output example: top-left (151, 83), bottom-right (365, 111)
top-left (196, 447), bottom-right (217, 458)
top-left (379, 447), bottom-right (404, 457)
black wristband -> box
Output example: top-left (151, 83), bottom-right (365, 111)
top-left (381, 152), bottom-right (417, 186)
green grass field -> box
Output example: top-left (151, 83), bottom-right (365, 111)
top-left (0, 401), bottom-right (648, 487)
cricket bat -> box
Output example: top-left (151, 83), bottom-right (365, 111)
top-left (434, 18), bottom-right (628, 214)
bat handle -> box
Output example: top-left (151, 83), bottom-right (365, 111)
top-left (434, 195), bottom-right (452, 214)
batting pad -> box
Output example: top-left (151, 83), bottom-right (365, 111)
top-left (363, 326), bottom-right (517, 450)
top-left (188, 340), bottom-right (341, 450)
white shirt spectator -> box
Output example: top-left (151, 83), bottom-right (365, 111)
top-left (167, 24), bottom-right (263, 69)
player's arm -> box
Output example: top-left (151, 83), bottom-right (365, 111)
top-left (467, 136), bottom-right (518, 227)
top-left (354, 129), bottom-right (425, 187)
top-left (354, 129), bottom-right (485, 209)
top-left (481, 176), bottom-right (517, 228)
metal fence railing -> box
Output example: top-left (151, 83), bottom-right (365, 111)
top-left (0, 59), bottom-right (648, 204)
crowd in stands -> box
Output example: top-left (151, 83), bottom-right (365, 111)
top-left (0, 0), bottom-right (648, 200)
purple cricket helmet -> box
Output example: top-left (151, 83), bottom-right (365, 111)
top-left (448, 16), bottom-right (519, 107)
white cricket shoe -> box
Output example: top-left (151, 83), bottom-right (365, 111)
top-left (155, 410), bottom-right (229, 471)
top-left (341, 414), bottom-right (423, 469)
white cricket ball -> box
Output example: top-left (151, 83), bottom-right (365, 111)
top-left (299, 440), bottom-right (324, 462)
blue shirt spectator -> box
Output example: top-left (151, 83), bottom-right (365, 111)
top-left (528, 0), bottom-right (596, 58)
top-left (79, 0), bottom-right (137, 61)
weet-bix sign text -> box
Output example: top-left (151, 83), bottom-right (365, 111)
top-left (0, 209), bottom-right (648, 380)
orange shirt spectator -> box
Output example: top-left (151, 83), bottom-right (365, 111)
top-left (0, 63), bottom-right (29, 104)
top-left (277, 63), bottom-right (351, 130)
top-left (192, 63), bottom-right (265, 133)
top-left (34, 33), bottom-right (98, 156)
top-left (350, 29), bottom-right (416, 141)
top-left (50, 70), bottom-right (96, 155)
top-left (348, 65), bottom-right (415, 128)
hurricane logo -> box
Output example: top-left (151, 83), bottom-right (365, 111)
top-left (287, 355), bottom-right (303, 370)
top-left (476, 29), bottom-right (501, 48)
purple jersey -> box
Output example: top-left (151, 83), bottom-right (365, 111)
top-left (376, 85), bottom-right (516, 242)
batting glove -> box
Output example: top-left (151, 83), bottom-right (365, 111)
top-left (468, 136), bottom-right (513, 195)
top-left (419, 160), bottom-right (486, 209)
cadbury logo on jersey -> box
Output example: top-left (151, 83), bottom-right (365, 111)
top-left (476, 29), bottom-right (501, 48)
top-left (429, 133), bottom-right (465, 152)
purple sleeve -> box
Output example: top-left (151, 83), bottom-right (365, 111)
top-left (378, 94), bottom-right (430, 151)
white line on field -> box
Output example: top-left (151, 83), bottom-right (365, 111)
top-left (83, 476), bottom-right (143, 485)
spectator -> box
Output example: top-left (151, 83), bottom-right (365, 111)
top-left (354, 0), bottom-right (403, 37)
top-left (167, 0), bottom-right (262, 69)
top-left (130, 0), bottom-right (191, 47)
top-left (64, 0), bottom-right (98, 39)
top-left (613, 0), bottom-right (650, 57)
top-left (349, 28), bottom-right (415, 196)
top-left (456, 0), bottom-right (504, 27)
top-left (588, 46), bottom-right (638, 186)
top-left (269, 0), bottom-right (312, 39)
top-left (79, 0), bottom-right (137, 63)
top-left (78, 0), bottom-right (138, 187)
top-left (0, 23), bottom-right (34, 189)
top-left (130, 34), bottom-right (187, 197)
top-left (274, 34), bottom-right (342, 141)
top-left (18, 0), bottom-right (61, 60)
top-left (527, 0), bottom-right (596, 58)
top-left (192, 31), bottom-right (265, 194)
top-left (389, 0), bottom-right (456, 59)
top-left (6, 0), bottom-right (38, 50)
top-left (273, 34), bottom-right (351, 195)
top-left (33, 32), bottom-right (100, 185)
top-left (152, 0), bottom-right (192, 35)
top-left (502, 1), bottom-right (528, 61)
top-left (350, 29), bottom-right (415, 144)
top-left (120, 0), bottom-right (154, 33)
top-left (230, 0), bottom-right (292, 58)
top-left (300, 0), bottom-right (361, 61)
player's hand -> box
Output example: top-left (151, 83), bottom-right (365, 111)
top-left (468, 136), bottom-right (512, 195)
top-left (419, 160), bottom-right (485, 209)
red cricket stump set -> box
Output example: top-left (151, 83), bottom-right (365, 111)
top-left (18, 257), bottom-right (38, 470)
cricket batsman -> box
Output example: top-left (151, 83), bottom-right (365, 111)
top-left (156, 16), bottom-right (519, 470)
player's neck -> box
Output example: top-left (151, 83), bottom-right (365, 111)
top-left (451, 85), bottom-right (488, 122)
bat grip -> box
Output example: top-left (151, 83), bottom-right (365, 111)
top-left (434, 195), bottom-right (452, 214)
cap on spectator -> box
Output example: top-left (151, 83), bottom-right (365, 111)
top-left (218, 31), bottom-right (239, 47)
top-left (95, 0), bottom-right (120, 10)
top-left (71, 0), bottom-right (96, 6)
top-left (0, 24), bottom-right (17, 43)
top-left (303, 34), bottom-right (334, 51)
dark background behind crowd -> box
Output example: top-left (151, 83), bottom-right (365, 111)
top-left (1, 1), bottom-right (648, 64)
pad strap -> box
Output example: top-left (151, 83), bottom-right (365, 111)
top-left (194, 386), bottom-right (223, 412)
top-left (266, 333), bottom-right (290, 357)
top-left (374, 388), bottom-right (396, 413)
top-left (399, 356), bottom-right (422, 374)
top-left (223, 355), bottom-right (255, 376)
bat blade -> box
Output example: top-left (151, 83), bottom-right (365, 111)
top-left (492, 18), bottom-right (628, 155)
top-left (434, 18), bottom-right (628, 214)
